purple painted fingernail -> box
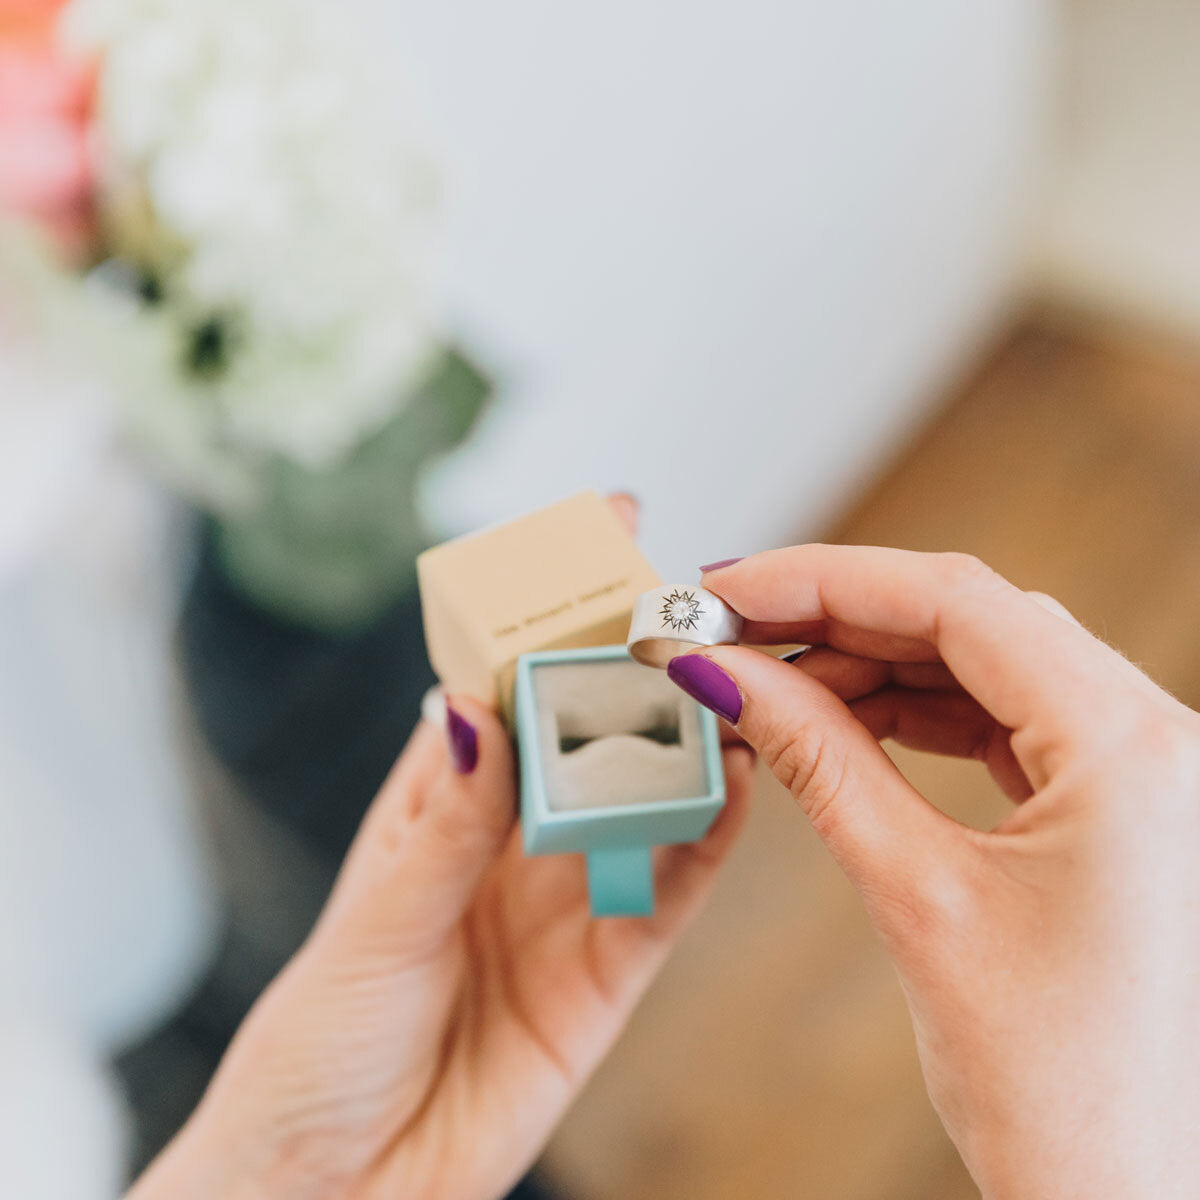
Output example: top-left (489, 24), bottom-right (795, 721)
top-left (445, 703), bottom-right (479, 775)
top-left (699, 557), bottom-right (744, 574)
top-left (667, 655), bottom-right (743, 724)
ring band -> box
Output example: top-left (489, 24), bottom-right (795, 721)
top-left (626, 584), bottom-right (744, 668)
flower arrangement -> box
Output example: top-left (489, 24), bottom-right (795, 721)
top-left (0, 0), bottom-right (489, 626)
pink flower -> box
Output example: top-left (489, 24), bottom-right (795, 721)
top-left (0, 1), bottom-right (96, 261)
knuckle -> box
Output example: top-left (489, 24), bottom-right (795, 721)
top-left (936, 550), bottom-right (999, 589)
top-left (1129, 707), bottom-right (1200, 786)
top-left (1026, 589), bottom-right (1064, 612)
top-left (1066, 700), bottom-right (1200, 825)
top-left (870, 853), bottom-right (978, 961)
top-left (430, 794), bottom-right (504, 855)
top-left (916, 855), bottom-right (979, 932)
top-left (430, 799), bottom-right (474, 847)
top-left (759, 714), bottom-right (848, 828)
top-left (1026, 589), bottom-right (1084, 628)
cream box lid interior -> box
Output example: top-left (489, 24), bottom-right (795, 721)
top-left (417, 491), bottom-right (662, 711)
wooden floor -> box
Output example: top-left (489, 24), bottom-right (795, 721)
top-left (541, 312), bottom-right (1200, 1199)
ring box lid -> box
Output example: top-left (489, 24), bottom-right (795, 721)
top-left (417, 491), bottom-right (662, 716)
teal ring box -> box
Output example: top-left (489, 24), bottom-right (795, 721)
top-left (514, 644), bottom-right (726, 917)
top-left (417, 492), bottom-right (726, 919)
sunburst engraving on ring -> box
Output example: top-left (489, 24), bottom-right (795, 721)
top-left (659, 588), bottom-right (705, 633)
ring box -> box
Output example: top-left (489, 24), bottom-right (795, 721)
top-left (514, 646), bottom-right (724, 915)
top-left (417, 492), bottom-right (726, 916)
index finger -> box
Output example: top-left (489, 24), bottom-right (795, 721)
top-left (703, 545), bottom-right (1138, 753)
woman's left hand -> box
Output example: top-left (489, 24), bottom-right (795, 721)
top-left (130, 528), bottom-right (752, 1200)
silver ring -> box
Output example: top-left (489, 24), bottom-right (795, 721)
top-left (626, 584), bottom-right (744, 668)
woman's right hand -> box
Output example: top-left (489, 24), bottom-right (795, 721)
top-left (667, 546), bottom-right (1200, 1199)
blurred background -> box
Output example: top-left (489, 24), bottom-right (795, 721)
top-left (1, 0), bottom-right (1197, 1196)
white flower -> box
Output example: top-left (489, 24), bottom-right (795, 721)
top-left (63, 0), bottom-right (441, 507)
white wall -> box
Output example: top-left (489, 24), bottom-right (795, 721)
top-left (1036, 0), bottom-right (1200, 338)
top-left (364, 1), bottom-right (1051, 574)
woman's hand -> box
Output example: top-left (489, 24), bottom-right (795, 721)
top-left (669, 546), bottom-right (1200, 1199)
top-left (129, 505), bottom-right (753, 1200)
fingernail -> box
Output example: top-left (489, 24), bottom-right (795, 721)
top-left (445, 703), bottom-right (479, 775)
top-left (699, 557), bottom-right (744, 574)
top-left (421, 686), bottom-right (448, 729)
top-left (779, 646), bottom-right (810, 664)
top-left (667, 654), bottom-right (743, 724)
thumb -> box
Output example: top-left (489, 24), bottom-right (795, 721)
top-left (313, 690), bottom-right (517, 965)
top-left (667, 646), bottom-right (966, 930)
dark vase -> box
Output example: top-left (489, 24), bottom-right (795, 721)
top-left (181, 517), bottom-right (436, 862)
